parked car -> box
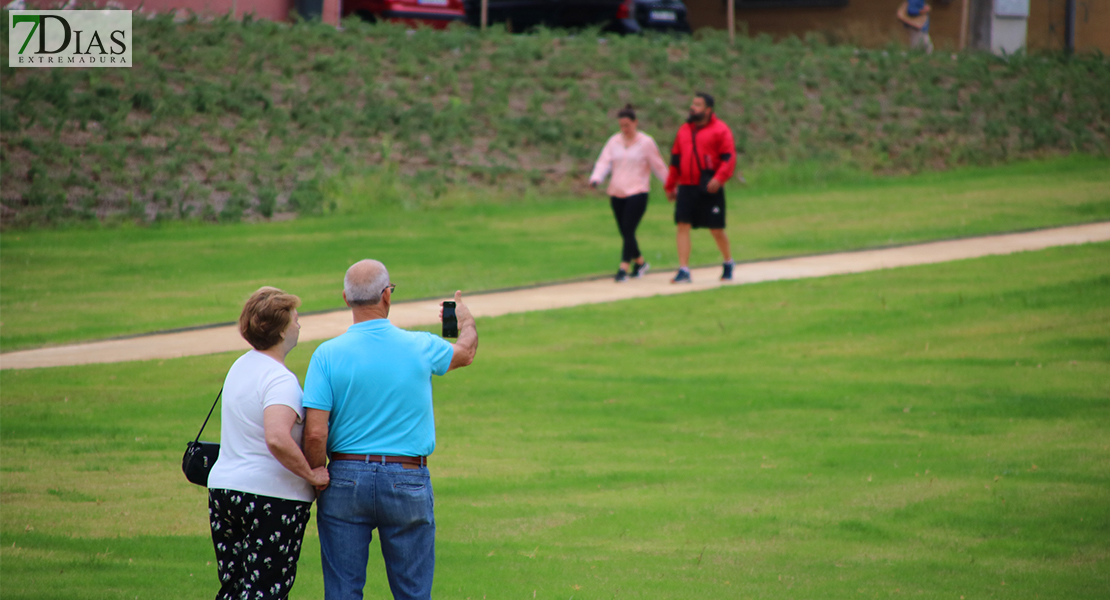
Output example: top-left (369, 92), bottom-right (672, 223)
top-left (610, 0), bottom-right (690, 34)
top-left (462, 0), bottom-right (624, 31)
top-left (344, 0), bottom-right (468, 29)
top-left (345, 0), bottom-right (687, 34)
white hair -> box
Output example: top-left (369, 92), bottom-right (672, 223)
top-left (344, 260), bottom-right (390, 306)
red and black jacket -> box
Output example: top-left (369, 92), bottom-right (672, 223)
top-left (664, 115), bottom-right (738, 193)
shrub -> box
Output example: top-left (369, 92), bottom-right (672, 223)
top-left (256, 187), bottom-right (277, 219)
top-left (219, 194), bottom-right (248, 222)
top-left (287, 177), bottom-right (325, 215)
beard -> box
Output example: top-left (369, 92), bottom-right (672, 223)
top-left (686, 109), bottom-right (707, 124)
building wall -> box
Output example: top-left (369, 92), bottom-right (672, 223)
top-left (685, 0), bottom-right (968, 49)
top-left (686, 0), bottom-right (1110, 53)
top-left (16, 0), bottom-right (1109, 52)
top-left (1026, 0), bottom-right (1110, 52)
top-left (19, 0), bottom-right (340, 25)
top-left (136, 0), bottom-right (295, 22)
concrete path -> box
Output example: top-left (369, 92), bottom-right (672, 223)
top-left (3, 222), bottom-right (1108, 370)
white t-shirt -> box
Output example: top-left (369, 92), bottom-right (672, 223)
top-left (208, 350), bottom-right (315, 502)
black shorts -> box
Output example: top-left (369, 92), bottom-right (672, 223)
top-left (674, 185), bottom-right (726, 229)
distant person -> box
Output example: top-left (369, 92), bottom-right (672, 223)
top-left (897, 0), bottom-right (933, 53)
top-left (663, 92), bottom-right (740, 284)
top-left (207, 286), bottom-right (330, 600)
top-left (303, 259), bottom-right (478, 600)
top-left (589, 104), bottom-right (670, 282)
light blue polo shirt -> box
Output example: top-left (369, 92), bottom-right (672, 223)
top-left (302, 319), bottom-right (454, 457)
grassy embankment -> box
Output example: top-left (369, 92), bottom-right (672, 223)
top-left (1, 13), bottom-right (1107, 226)
top-left (1, 241), bottom-right (1107, 599)
top-left (1, 155), bottom-right (1108, 351)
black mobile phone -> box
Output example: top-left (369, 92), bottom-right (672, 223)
top-left (442, 301), bottom-right (458, 338)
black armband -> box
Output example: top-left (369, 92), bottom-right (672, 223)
top-left (670, 154), bottom-right (681, 167)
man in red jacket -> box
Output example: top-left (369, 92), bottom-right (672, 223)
top-left (664, 92), bottom-right (738, 283)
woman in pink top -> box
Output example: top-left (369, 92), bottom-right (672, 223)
top-left (589, 104), bottom-right (670, 282)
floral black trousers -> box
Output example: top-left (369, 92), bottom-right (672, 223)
top-left (208, 488), bottom-right (313, 600)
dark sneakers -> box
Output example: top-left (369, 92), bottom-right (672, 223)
top-left (615, 268), bottom-right (629, 283)
top-left (721, 260), bottom-right (735, 281)
top-left (670, 263), bottom-right (731, 283)
top-left (631, 262), bottom-right (650, 278)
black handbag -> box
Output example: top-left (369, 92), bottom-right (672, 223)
top-left (182, 389), bottom-right (222, 487)
top-left (698, 169), bottom-right (717, 193)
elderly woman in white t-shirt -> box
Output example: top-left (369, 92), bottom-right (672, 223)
top-left (207, 287), bottom-right (329, 600)
top-left (589, 104), bottom-right (670, 282)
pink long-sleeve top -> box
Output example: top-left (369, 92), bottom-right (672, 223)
top-left (589, 131), bottom-right (670, 198)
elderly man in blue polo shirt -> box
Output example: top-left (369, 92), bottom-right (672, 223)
top-left (303, 259), bottom-right (478, 600)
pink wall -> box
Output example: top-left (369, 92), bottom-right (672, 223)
top-left (21, 0), bottom-right (340, 25)
top-left (141, 0), bottom-right (297, 23)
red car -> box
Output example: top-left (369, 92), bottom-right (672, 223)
top-left (343, 0), bottom-right (467, 29)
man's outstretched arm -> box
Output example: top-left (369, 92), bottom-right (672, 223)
top-left (445, 290), bottom-right (478, 372)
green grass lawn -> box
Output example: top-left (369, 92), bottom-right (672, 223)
top-left (2, 241), bottom-right (1107, 599)
top-left (2, 155), bottom-right (1109, 351)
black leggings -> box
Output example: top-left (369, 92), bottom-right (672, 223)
top-left (610, 193), bottom-right (649, 263)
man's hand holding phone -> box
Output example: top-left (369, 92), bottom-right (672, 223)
top-left (442, 291), bottom-right (478, 372)
top-left (441, 301), bottom-right (458, 338)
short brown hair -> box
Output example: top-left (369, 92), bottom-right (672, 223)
top-left (239, 286), bottom-right (301, 351)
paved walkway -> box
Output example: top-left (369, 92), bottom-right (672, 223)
top-left (3, 222), bottom-right (1108, 370)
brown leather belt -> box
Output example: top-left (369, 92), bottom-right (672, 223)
top-left (330, 453), bottom-right (427, 469)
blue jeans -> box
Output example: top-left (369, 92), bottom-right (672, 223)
top-left (316, 460), bottom-right (435, 600)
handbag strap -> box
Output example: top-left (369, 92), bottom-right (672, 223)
top-left (690, 124), bottom-right (706, 174)
top-left (193, 389), bottom-right (222, 444)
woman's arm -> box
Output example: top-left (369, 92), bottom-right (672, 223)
top-left (645, 136), bottom-right (670, 183)
top-left (264, 405), bottom-right (329, 488)
top-left (589, 137), bottom-right (614, 186)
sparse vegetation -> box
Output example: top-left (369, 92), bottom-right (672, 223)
top-left (1, 13), bottom-right (1108, 227)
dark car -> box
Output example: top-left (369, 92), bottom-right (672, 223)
top-left (610, 0), bottom-right (690, 33)
top-left (462, 0), bottom-right (625, 31)
top-left (344, 0), bottom-right (468, 29)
